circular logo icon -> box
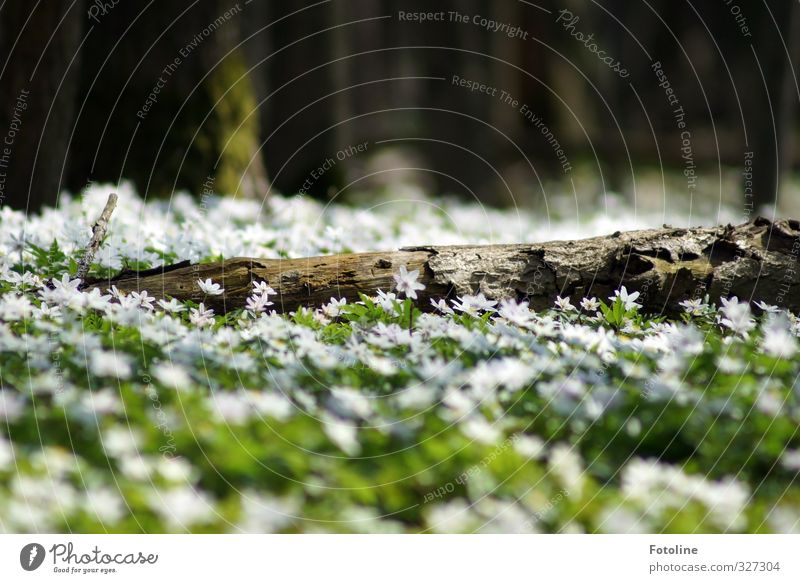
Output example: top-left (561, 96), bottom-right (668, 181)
top-left (20, 543), bottom-right (46, 571)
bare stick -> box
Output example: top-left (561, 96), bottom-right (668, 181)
top-left (76, 192), bottom-right (118, 282)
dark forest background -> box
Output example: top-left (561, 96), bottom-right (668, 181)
top-left (1, 0), bottom-right (798, 214)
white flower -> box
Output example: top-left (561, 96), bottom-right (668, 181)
top-left (52, 273), bottom-right (82, 294)
top-left (85, 487), bottom-right (126, 524)
top-left (37, 302), bottom-right (62, 319)
top-left (0, 436), bottom-right (13, 469)
top-left (554, 295), bottom-right (576, 312)
top-left (247, 391), bottom-right (293, 421)
top-left (158, 298), bottom-right (187, 313)
top-left (157, 457), bottom-right (195, 482)
top-left (589, 327), bottom-right (616, 357)
top-left (761, 313), bottom-right (798, 358)
top-left (153, 362), bottom-right (192, 389)
top-left (41, 273), bottom-right (83, 305)
top-left (719, 301), bottom-right (754, 336)
top-left (322, 416), bottom-right (360, 456)
top-left (665, 324), bottom-right (704, 355)
top-left (189, 303), bottom-right (215, 327)
top-left (426, 500), bottom-right (475, 533)
top-left (252, 280), bottom-right (276, 296)
top-left (679, 298), bottom-right (705, 315)
top-left (580, 297), bottom-right (600, 312)
top-left (499, 298), bottom-right (534, 326)
top-left (461, 416), bottom-right (501, 444)
top-left (5, 270), bottom-right (39, 288)
top-left (430, 298), bottom-right (454, 315)
top-left (102, 428), bottom-right (142, 458)
top-left (81, 388), bottom-right (122, 415)
top-left (0, 294), bottom-right (33, 321)
top-left (128, 290), bottom-right (156, 310)
top-left (549, 444), bottom-right (585, 499)
top-left (151, 487), bottom-right (215, 529)
top-left (452, 293), bottom-right (497, 316)
top-left (198, 278), bottom-right (224, 296)
top-left (90, 350), bottom-right (132, 379)
top-left (513, 434), bottom-right (545, 459)
top-left (322, 297), bottom-right (347, 318)
top-left (374, 290), bottom-right (399, 314)
top-left (622, 458), bottom-right (749, 530)
top-left (609, 286), bottom-right (641, 311)
top-left (393, 265), bottom-right (426, 299)
top-left (720, 296), bottom-right (740, 310)
top-left (754, 300), bottom-right (779, 313)
top-left (236, 490), bottom-right (299, 534)
top-left (118, 455), bottom-right (153, 480)
top-left (781, 449), bottom-right (800, 471)
top-left (246, 293), bottom-right (274, 314)
top-left (326, 387), bottom-right (372, 420)
top-left (210, 392), bottom-right (251, 425)
top-left (0, 390), bottom-right (25, 423)
top-left (83, 288), bottom-right (113, 311)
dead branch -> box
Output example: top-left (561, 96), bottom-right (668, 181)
top-left (77, 192), bottom-right (118, 283)
top-left (86, 217), bottom-right (800, 315)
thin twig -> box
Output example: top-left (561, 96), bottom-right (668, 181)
top-left (76, 192), bottom-right (118, 283)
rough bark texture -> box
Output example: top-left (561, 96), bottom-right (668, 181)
top-left (89, 218), bottom-right (800, 315)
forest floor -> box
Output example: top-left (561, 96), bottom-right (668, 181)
top-left (0, 184), bottom-right (797, 533)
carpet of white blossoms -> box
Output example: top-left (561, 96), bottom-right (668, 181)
top-left (0, 183), bottom-right (798, 533)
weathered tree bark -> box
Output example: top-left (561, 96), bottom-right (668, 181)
top-left (89, 218), bottom-right (800, 315)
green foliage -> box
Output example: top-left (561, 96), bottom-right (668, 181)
top-left (1, 239), bottom-right (799, 534)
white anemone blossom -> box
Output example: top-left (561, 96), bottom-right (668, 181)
top-left (198, 278), bottom-right (225, 296)
top-left (393, 265), bottom-right (426, 299)
top-left (608, 286), bottom-right (641, 311)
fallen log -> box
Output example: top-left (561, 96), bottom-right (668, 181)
top-left (88, 217), bottom-right (800, 314)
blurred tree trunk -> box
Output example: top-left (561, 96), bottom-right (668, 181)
top-left (747, 0), bottom-right (799, 212)
top-left (68, 1), bottom-right (267, 200)
top-left (0, 0), bottom-right (84, 211)
top-left (262, 1), bottom-right (341, 198)
top-left (774, 1), bottom-right (800, 210)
